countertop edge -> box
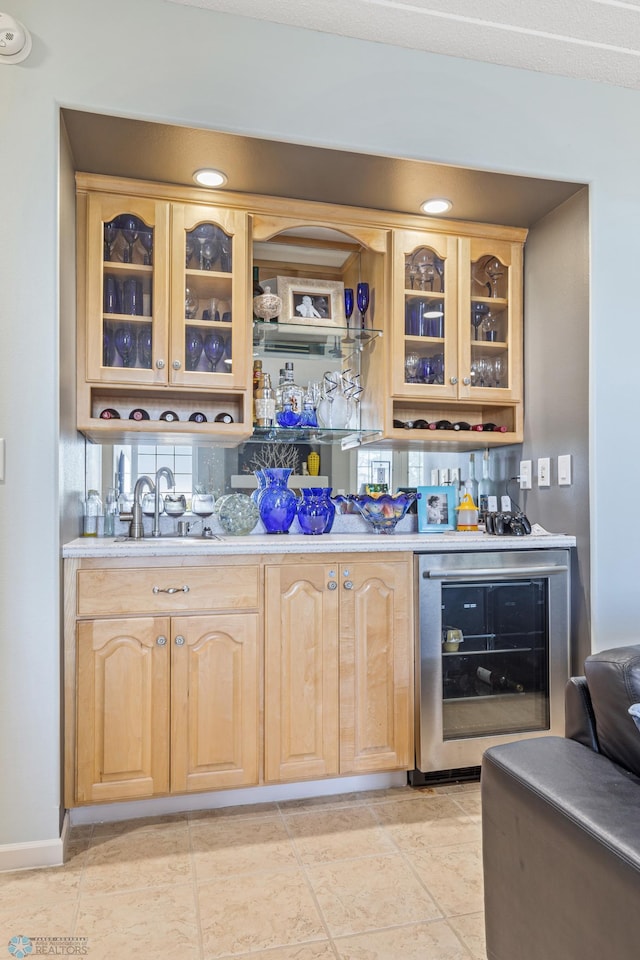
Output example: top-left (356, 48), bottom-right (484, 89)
top-left (62, 533), bottom-right (577, 559)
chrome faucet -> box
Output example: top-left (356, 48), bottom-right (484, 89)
top-left (130, 475), bottom-right (155, 539)
top-left (152, 466), bottom-right (175, 537)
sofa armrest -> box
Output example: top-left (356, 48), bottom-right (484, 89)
top-left (482, 737), bottom-right (640, 960)
top-left (565, 675), bottom-right (599, 751)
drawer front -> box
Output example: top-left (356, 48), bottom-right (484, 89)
top-left (77, 565), bottom-right (260, 617)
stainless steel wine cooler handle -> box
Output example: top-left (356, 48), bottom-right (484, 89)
top-left (153, 585), bottom-right (190, 594)
top-left (424, 564), bottom-right (568, 580)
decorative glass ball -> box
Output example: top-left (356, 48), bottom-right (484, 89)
top-left (217, 494), bottom-right (259, 536)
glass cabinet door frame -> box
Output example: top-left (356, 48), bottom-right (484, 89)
top-left (170, 203), bottom-right (249, 390)
top-left (85, 192), bottom-right (170, 386)
top-left (459, 236), bottom-right (523, 403)
top-left (391, 230), bottom-right (459, 399)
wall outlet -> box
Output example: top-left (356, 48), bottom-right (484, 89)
top-left (538, 457), bottom-right (551, 487)
top-left (519, 460), bottom-right (532, 489)
top-left (439, 468), bottom-right (450, 485)
top-left (558, 454), bottom-right (572, 486)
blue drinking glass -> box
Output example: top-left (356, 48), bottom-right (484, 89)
top-left (185, 329), bottom-right (204, 370)
top-left (344, 287), bottom-right (355, 343)
top-left (356, 282), bottom-right (370, 340)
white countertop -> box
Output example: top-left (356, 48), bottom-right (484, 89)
top-left (63, 527), bottom-right (576, 559)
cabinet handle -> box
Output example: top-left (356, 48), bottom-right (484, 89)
top-left (462, 376), bottom-right (471, 385)
top-left (156, 635), bottom-right (167, 646)
top-left (343, 580), bottom-right (354, 590)
top-left (155, 359), bottom-right (165, 370)
top-left (327, 581), bottom-right (337, 590)
top-left (450, 376), bottom-right (458, 385)
top-left (172, 359), bottom-right (182, 370)
top-left (152, 585), bottom-right (190, 595)
top-left (175, 635), bottom-right (186, 646)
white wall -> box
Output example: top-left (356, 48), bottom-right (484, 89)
top-left (2, 0), bottom-right (638, 849)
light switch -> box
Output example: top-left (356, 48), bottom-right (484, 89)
top-left (519, 460), bottom-right (532, 489)
top-left (439, 468), bottom-right (450, 485)
top-left (538, 457), bottom-right (551, 487)
top-left (558, 454), bottom-right (572, 486)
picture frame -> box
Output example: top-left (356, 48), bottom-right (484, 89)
top-left (417, 485), bottom-right (457, 533)
top-left (275, 276), bottom-right (346, 327)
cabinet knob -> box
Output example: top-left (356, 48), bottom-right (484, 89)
top-left (175, 635), bottom-right (186, 646)
top-left (156, 635), bottom-right (167, 646)
top-left (450, 376), bottom-right (458, 385)
top-left (327, 581), bottom-right (337, 590)
top-left (172, 359), bottom-right (182, 370)
top-left (156, 359), bottom-right (165, 370)
top-left (463, 376), bottom-right (471, 385)
top-left (343, 580), bottom-right (354, 590)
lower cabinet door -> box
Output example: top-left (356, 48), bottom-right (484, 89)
top-left (170, 614), bottom-right (259, 792)
top-left (76, 617), bottom-right (171, 803)
top-left (339, 559), bottom-right (414, 774)
top-left (264, 564), bottom-right (340, 782)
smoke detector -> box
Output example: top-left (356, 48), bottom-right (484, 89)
top-left (0, 12), bottom-right (32, 64)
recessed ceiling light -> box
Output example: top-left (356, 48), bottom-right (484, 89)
top-left (193, 168), bottom-right (227, 188)
top-left (421, 198), bottom-right (452, 215)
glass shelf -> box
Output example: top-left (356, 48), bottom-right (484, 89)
top-left (248, 426), bottom-right (383, 449)
top-left (253, 320), bottom-right (382, 359)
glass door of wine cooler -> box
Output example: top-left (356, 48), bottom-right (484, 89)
top-left (414, 550), bottom-right (570, 775)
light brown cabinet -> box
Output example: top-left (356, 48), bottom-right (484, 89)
top-left (68, 558), bottom-right (260, 805)
top-left (76, 182), bottom-right (252, 443)
top-left (65, 552), bottom-right (415, 807)
top-left (263, 555), bottom-right (414, 783)
top-left (389, 227), bottom-right (525, 444)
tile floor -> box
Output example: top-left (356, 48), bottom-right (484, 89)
top-left (0, 782), bottom-right (486, 960)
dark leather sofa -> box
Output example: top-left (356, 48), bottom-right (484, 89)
top-left (481, 646), bottom-right (640, 960)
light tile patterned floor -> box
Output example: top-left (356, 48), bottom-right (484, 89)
top-left (0, 782), bottom-right (486, 960)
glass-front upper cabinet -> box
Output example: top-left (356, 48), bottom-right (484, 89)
top-left (170, 204), bottom-right (249, 389)
top-left (391, 231), bottom-right (459, 399)
top-left (461, 236), bottom-right (523, 403)
top-left (85, 193), bottom-right (170, 386)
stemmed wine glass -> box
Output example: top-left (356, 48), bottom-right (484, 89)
top-left (343, 288), bottom-right (355, 344)
top-left (138, 325), bottom-right (152, 369)
top-left (356, 282), bottom-right (370, 340)
top-left (493, 355), bottom-right (506, 387)
top-left (404, 351), bottom-right (420, 383)
top-left (185, 329), bottom-right (204, 370)
top-left (201, 238), bottom-right (221, 271)
top-left (471, 303), bottom-right (489, 341)
top-left (193, 223), bottom-right (215, 270)
top-left (185, 238), bottom-right (195, 268)
top-left (118, 215), bottom-right (141, 264)
top-left (114, 325), bottom-right (136, 368)
top-left (139, 229), bottom-right (153, 266)
top-left (104, 220), bottom-right (118, 261)
top-left (485, 258), bottom-right (504, 298)
top-left (203, 332), bottom-right (226, 371)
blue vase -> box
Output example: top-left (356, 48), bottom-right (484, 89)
top-left (321, 487), bottom-right (336, 532)
top-left (258, 468), bottom-right (297, 534)
top-left (252, 469), bottom-right (267, 504)
top-left (297, 487), bottom-right (333, 535)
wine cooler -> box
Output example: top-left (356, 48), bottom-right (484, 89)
top-left (412, 549), bottom-right (570, 780)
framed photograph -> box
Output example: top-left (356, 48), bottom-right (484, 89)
top-left (417, 485), bottom-right (457, 533)
top-left (276, 276), bottom-right (345, 327)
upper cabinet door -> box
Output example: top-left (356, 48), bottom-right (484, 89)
top-left (85, 193), bottom-right (170, 386)
top-left (460, 236), bottom-right (523, 403)
top-left (170, 204), bottom-right (249, 389)
top-left (392, 230), bottom-right (459, 399)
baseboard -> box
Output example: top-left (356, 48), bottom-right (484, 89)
top-left (68, 771), bottom-right (407, 825)
top-left (0, 812), bottom-right (69, 873)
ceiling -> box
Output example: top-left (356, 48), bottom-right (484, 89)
top-left (166, 0), bottom-right (640, 91)
top-left (63, 109), bottom-right (582, 230)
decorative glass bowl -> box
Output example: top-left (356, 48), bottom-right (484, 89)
top-left (217, 493), bottom-right (259, 536)
top-left (334, 491), bottom-right (420, 534)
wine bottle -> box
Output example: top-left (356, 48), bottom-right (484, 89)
top-left (429, 419), bottom-right (453, 430)
top-left (413, 418), bottom-right (429, 429)
top-left (159, 410), bottom-right (179, 422)
top-left (188, 412), bottom-right (207, 423)
top-left (254, 373), bottom-right (275, 427)
top-left (477, 448), bottom-right (495, 523)
top-left (466, 453), bottom-right (478, 505)
top-left (482, 423), bottom-right (507, 433)
top-left (280, 361), bottom-right (304, 415)
top-left (452, 421), bottom-right (471, 431)
top-left (214, 412), bottom-right (234, 424)
top-left (476, 666), bottom-right (524, 693)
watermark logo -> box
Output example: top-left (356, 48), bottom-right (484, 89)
top-left (7, 938), bottom-right (88, 956)
top-left (7, 938), bottom-right (32, 959)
